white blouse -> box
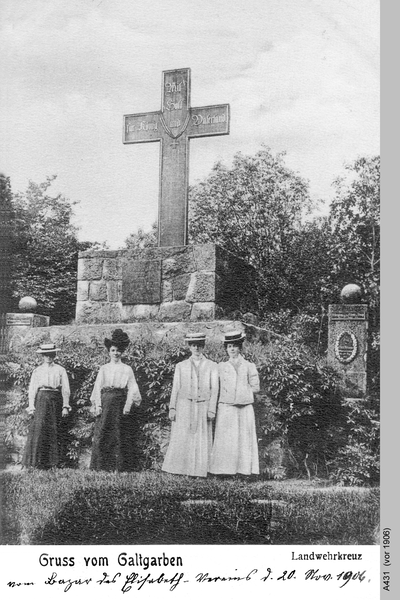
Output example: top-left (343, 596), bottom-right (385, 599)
top-left (90, 361), bottom-right (142, 412)
top-left (28, 363), bottom-right (71, 409)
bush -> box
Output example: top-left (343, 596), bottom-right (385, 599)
top-left (3, 332), bottom-right (378, 484)
top-left (328, 397), bottom-right (380, 486)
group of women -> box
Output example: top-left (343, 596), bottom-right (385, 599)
top-left (23, 328), bottom-right (260, 477)
top-left (162, 330), bottom-right (260, 477)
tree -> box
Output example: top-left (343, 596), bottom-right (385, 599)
top-left (124, 222), bottom-right (157, 251)
top-left (10, 176), bottom-right (94, 324)
top-left (188, 145), bottom-right (316, 316)
top-left (325, 155), bottom-right (380, 394)
top-left (326, 156), bottom-right (380, 321)
top-left (0, 174), bottom-right (15, 314)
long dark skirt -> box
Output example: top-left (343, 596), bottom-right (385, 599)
top-left (23, 389), bottom-right (63, 469)
top-left (90, 388), bottom-right (129, 471)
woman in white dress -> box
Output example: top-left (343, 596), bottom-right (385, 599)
top-left (162, 332), bottom-right (219, 477)
top-left (210, 331), bottom-right (260, 476)
top-left (90, 329), bottom-right (142, 471)
top-left (23, 342), bottom-right (71, 469)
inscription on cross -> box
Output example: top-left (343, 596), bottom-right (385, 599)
top-left (123, 68), bottom-right (230, 247)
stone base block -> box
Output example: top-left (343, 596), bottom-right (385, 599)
top-left (6, 313), bottom-right (50, 328)
top-left (76, 244), bottom-right (258, 323)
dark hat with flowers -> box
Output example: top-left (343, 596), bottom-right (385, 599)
top-left (104, 329), bottom-right (130, 352)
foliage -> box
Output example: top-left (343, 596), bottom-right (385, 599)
top-left (249, 340), bottom-right (345, 478)
top-left (259, 309), bottom-right (325, 353)
top-left (124, 221), bottom-right (157, 251)
top-left (188, 146), bottom-right (318, 315)
top-left (1, 470), bottom-right (379, 545)
top-left (0, 174), bottom-right (15, 312)
top-left (9, 176), bottom-right (95, 324)
top-left (326, 155), bottom-right (380, 323)
top-left (0, 173), bottom-right (13, 210)
top-left (328, 397), bottom-right (380, 486)
top-left (4, 333), bottom-right (379, 484)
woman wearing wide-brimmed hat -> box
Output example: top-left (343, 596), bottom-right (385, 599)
top-left (90, 329), bottom-right (142, 471)
top-left (162, 332), bottom-right (219, 477)
top-left (23, 342), bottom-right (71, 469)
top-left (210, 331), bottom-right (260, 476)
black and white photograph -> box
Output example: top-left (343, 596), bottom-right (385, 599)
top-left (0, 1), bottom-right (382, 598)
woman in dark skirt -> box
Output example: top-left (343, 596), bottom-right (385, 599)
top-left (23, 343), bottom-right (71, 469)
top-left (90, 329), bottom-right (142, 471)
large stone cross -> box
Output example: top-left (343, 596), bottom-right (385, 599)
top-left (123, 68), bottom-right (230, 247)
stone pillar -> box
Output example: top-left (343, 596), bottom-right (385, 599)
top-left (327, 284), bottom-right (368, 397)
top-left (6, 297), bottom-right (50, 352)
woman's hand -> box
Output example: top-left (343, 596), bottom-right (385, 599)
top-left (207, 411), bottom-right (215, 421)
top-left (169, 408), bottom-right (176, 421)
top-left (95, 406), bottom-right (102, 417)
top-left (123, 404), bottom-right (130, 415)
top-left (62, 407), bottom-right (70, 418)
top-left (26, 406), bottom-right (35, 416)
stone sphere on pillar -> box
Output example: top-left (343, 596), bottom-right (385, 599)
top-left (340, 284), bottom-right (362, 304)
top-left (18, 296), bottom-right (38, 312)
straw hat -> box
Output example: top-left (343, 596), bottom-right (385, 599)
top-left (36, 342), bottom-right (60, 354)
top-left (223, 330), bottom-right (246, 344)
top-left (184, 332), bottom-right (206, 344)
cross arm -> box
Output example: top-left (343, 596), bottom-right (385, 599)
top-left (123, 111), bottom-right (162, 144)
top-left (187, 104), bottom-right (230, 138)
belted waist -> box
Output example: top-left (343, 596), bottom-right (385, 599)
top-left (101, 386), bottom-right (126, 391)
top-left (187, 398), bottom-right (206, 403)
top-left (218, 401), bottom-right (253, 406)
top-left (38, 386), bottom-right (61, 391)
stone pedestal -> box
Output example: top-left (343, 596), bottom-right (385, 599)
top-left (75, 244), bottom-right (258, 324)
top-left (3, 313), bottom-right (50, 356)
top-left (327, 304), bottom-right (368, 396)
top-left (6, 313), bottom-right (50, 330)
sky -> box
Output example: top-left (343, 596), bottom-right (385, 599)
top-left (0, 0), bottom-right (380, 249)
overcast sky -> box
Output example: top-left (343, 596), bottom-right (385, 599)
top-left (0, 0), bottom-right (379, 249)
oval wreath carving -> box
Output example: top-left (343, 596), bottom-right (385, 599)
top-left (334, 330), bottom-right (358, 364)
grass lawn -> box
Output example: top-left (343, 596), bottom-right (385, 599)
top-left (1, 469), bottom-right (379, 545)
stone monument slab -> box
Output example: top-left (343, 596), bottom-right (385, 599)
top-left (122, 259), bottom-right (162, 305)
top-left (327, 300), bottom-right (368, 396)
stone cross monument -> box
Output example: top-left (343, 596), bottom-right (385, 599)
top-left (75, 68), bottom-right (257, 324)
top-left (123, 68), bottom-right (230, 247)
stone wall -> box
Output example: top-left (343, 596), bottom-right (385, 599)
top-left (7, 320), bottom-right (247, 354)
top-left (76, 243), bottom-right (258, 324)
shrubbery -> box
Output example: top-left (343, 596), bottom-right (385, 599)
top-left (4, 332), bottom-right (379, 485)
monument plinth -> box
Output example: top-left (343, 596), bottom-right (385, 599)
top-left (76, 244), bottom-right (257, 324)
top-left (327, 285), bottom-right (368, 396)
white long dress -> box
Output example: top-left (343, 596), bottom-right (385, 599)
top-left (162, 356), bottom-right (218, 477)
top-left (210, 355), bottom-right (260, 475)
